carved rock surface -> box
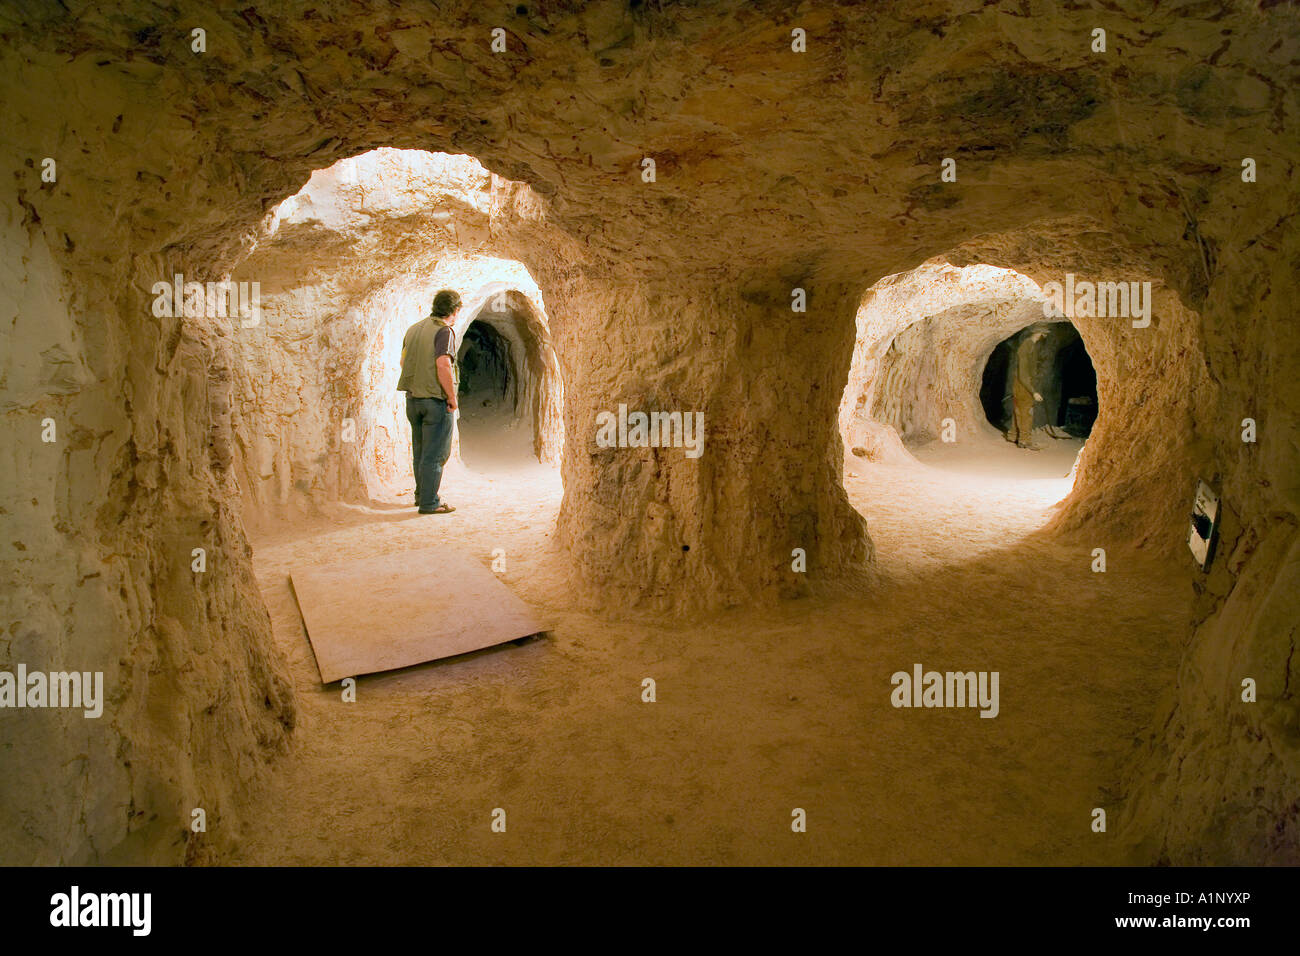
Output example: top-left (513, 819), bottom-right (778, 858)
top-left (0, 1), bottom-right (1296, 864)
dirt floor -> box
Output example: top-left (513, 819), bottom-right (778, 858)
top-left (229, 431), bottom-right (1188, 865)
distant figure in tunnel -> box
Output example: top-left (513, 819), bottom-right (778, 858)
top-left (1009, 329), bottom-right (1046, 449)
top-left (398, 289), bottom-right (461, 514)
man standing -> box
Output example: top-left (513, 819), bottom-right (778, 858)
top-left (398, 289), bottom-right (461, 514)
top-left (1009, 328), bottom-right (1046, 449)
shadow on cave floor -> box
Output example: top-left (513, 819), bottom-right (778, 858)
top-left (235, 441), bottom-right (1186, 865)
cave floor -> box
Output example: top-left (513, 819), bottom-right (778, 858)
top-left (231, 438), bottom-right (1185, 865)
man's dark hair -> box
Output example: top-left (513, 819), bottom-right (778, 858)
top-left (431, 289), bottom-right (461, 318)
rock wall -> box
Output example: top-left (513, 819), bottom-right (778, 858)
top-left (0, 133), bottom-right (294, 864)
top-left (1109, 240), bottom-right (1300, 864)
top-left (546, 271), bottom-right (871, 611)
top-left (1, 0), bottom-right (1297, 863)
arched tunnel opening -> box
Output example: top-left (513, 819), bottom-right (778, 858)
top-left (453, 297), bottom-right (556, 471)
top-left (459, 322), bottom-right (514, 410)
top-left (979, 322), bottom-right (1098, 442)
top-left (3, 2), bottom-right (1298, 879)
top-left (1055, 335), bottom-right (1099, 438)
top-left (220, 148), bottom-right (565, 528)
top-left (980, 338), bottom-right (1016, 432)
top-left (840, 263), bottom-right (1101, 501)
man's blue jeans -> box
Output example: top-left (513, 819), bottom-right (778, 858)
top-left (407, 396), bottom-right (454, 510)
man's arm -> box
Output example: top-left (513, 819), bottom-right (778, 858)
top-left (436, 355), bottom-right (457, 411)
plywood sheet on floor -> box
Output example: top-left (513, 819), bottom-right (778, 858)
top-left (290, 545), bottom-right (545, 683)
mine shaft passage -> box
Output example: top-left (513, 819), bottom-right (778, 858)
top-left (455, 312), bottom-right (537, 468)
top-left (459, 321), bottom-right (515, 412)
top-left (980, 322), bottom-right (1097, 444)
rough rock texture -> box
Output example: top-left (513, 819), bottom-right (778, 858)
top-left (0, 136), bottom-right (296, 865)
top-left (1, 0), bottom-right (1297, 863)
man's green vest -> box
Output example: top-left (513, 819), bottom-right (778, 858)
top-left (398, 316), bottom-right (458, 399)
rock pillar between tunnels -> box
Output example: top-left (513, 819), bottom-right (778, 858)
top-left (546, 274), bottom-right (870, 612)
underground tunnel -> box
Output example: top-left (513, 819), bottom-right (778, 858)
top-left (454, 288), bottom-right (562, 470)
top-left (979, 322), bottom-right (1099, 443)
top-left (1, 0), bottom-right (1298, 885)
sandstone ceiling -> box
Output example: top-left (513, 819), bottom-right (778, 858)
top-left (4, 0), bottom-right (1295, 299)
